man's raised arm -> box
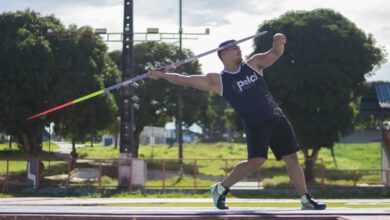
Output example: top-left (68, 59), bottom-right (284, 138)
top-left (247, 33), bottom-right (286, 71)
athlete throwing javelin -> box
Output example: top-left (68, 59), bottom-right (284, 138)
top-left (148, 33), bottom-right (326, 210)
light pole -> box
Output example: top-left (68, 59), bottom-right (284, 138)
top-left (120, 0), bottom-right (135, 157)
top-left (177, 0), bottom-right (184, 177)
top-left (175, 0), bottom-right (211, 177)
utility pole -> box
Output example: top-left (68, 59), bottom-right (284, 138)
top-left (120, 0), bottom-right (135, 156)
top-left (118, 0), bottom-right (136, 188)
top-left (175, 0), bottom-right (210, 177)
top-left (177, 0), bottom-right (184, 176)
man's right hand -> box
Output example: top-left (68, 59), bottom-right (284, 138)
top-left (148, 68), bottom-right (166, 80)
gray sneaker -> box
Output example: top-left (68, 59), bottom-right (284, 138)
top-left (209, 182), bottom-right (229, 210)
top-left (301, 193), bottom-right (326, 210)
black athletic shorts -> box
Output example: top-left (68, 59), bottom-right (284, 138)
top-left (244, 117), bottom-right (299, 160)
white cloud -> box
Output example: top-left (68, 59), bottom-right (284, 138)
top-left (367, 62), bottom-right (390, 82)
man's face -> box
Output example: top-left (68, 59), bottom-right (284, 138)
top-left (222, 45), bottom-right (243, 64)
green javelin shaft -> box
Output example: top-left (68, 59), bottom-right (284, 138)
top-left (73, 90), bottom-right (105, 103)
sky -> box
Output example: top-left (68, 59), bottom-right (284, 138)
top-left (1, 0), bottom-right (389, 81)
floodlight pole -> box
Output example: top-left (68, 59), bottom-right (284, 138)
top-left (120, 0), bottom-right (135, 156)
top-left (177, 0), bottom-right (184, 174)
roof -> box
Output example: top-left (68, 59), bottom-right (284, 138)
top-left (375, 83), bottom-right (390, 108)
top-left (360, 82), bottom-right (390, 117)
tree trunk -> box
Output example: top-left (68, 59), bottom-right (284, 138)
top-left (71, 139), bottom-right (78, 158)
top-left (114, 132), bottom-right (118, 149)
top-left (70, 138), bottom-right (78, 170)
top-left (302, 148), bottom-right (320, 184)
top-left (17, 127), bottom-right (43, 156)
top-left (132, 127), bottom-right (143, 158)
top-left (8, 136), bottom-right (12, 149)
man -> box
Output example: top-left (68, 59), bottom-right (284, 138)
top-left (148, 33), bottom-right (326, 210)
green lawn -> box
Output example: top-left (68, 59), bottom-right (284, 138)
top-left (0, 141), bottom-right (59, 153)
top-left (0, 141), bottom-right (383, 189)
top-left (319, 143), bottom-right (381, 169)
top-left (76, 142), bottom-right (382, 170)
top-left (1, 141), bottom-right (381, 173)
top-left (76, 142), bottom-right (383, 187)
top-left (0, 141), bottom-right (61, 174)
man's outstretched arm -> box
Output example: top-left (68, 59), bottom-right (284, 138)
top-left (148, 69), bottom-right (222, 95)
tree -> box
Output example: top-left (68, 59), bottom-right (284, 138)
top-left (51, 26), bottom-right (119, 155)
top-left (0, 10), bottom-right (65, 155)
top-left (252, 9), bottom-right (386, 182)
top-left (0, 11), bottom-right (118, 155)
top-left (110, 41), bottom-right (208, 157)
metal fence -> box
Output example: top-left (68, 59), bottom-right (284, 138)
top-left (1, 157), bottom-right (389, 193)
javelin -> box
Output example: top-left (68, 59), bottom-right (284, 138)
top-left (27, 31), bottom-right (268, 120)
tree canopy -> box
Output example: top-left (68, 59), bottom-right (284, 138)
top-left (0, 10), bottom-right (118, 155)
top-left (51, 26), bottom-right (119, 147)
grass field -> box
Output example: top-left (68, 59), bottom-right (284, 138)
top-left (0, 141), bottom-right (384, 191)
top-left (0, 142), bottom-right (61, 173)
top-left (75, 142), bottom-right (384, 188)
top-left (0, 141), bottom-right (59, 153)
top-left (1, 141), bottom-right (381, 170)
top-left (75, 142), bottom-right (382, 170)
top-left (1, 141), bottom-right (381, 175)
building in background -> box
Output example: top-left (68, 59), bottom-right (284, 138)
top-left (359, 82), bottom-right (390, 186)
top-left (102, 122), bottom-right (203, 146)
top-left (140, 126), bottom-right (168, 145)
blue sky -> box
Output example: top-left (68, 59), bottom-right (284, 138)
top-left (1, 0), bottom-right (389, 81)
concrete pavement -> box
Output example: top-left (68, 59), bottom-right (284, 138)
top-left (0, 197), bottom-right (390, 206)
top-left (0, 198), bottom-right (389, 219)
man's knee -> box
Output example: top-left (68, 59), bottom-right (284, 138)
top-left (247, 157), bottom-right (266, 168)
top-left (282, 152), bottom-right (299, 164)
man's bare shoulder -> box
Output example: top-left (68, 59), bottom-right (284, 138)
top-left (204, 72), bottom-right (222, 94)
top-left (205, 72), bottom-right (222, 82)
top-left (204, 72), bottom-right (221, 78)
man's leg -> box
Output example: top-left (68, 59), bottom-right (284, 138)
top-left (282, 152), bottom-right (326, 210)
top-left (222, 157), bottom-right (266, 188)
top-left (211, 120), bottom-right (271, 209)
top-left (282, 152), bottom-right (307, 196)
top-left (210, 157), bottom-right (266, 209)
